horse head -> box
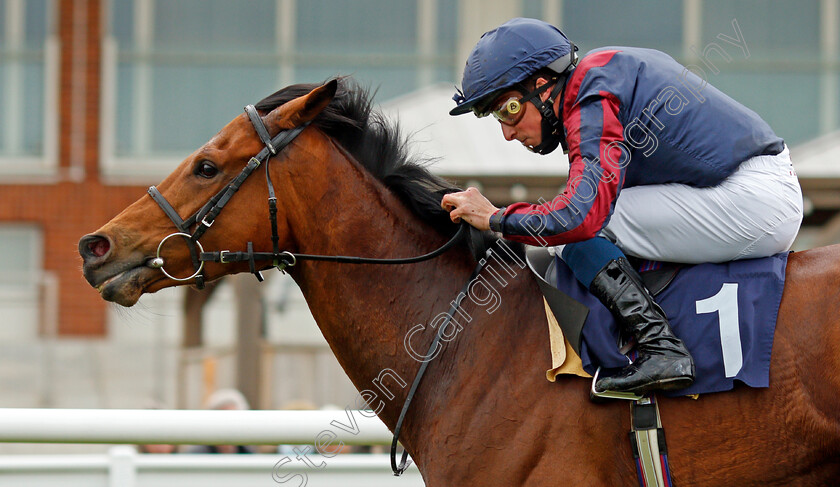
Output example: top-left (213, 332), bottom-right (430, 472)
top-left (79, 81), bottom-right (338, 306)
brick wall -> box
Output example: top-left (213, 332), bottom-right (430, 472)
top-left (0, 0), bottom-right (147, 336)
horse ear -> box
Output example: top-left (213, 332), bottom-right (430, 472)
top-left (268, 79), bottom-right (338, 130)
top-left (301, 79), bottom-right (338, 120)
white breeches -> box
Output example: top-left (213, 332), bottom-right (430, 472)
top-left (600, 146), bottom-right (803, 263)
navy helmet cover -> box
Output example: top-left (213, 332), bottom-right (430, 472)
top-left (450, 17), bottom-right (575, 116)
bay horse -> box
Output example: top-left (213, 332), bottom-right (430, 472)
top-left (79, 79), bottom-right (840, 485)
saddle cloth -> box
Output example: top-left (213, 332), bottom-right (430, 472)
top-left (544, 252), bottom-right (789, 397)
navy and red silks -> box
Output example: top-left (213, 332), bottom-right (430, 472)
top-left (490, 47), bottom-right (784, 246)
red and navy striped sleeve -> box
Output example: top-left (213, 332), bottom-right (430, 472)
top-left (489, 50), bottom-right (627, 247)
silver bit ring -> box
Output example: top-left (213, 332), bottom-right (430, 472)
top-left (155, 232), bottom-right (205, 282)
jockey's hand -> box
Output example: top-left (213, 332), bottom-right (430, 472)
top-left (440, 187), bottom-right (499, 231)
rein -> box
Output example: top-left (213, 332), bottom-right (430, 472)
top-left (148, 103), bottom-right (482, 475)
top-left (391, 255), bottom-right (487, 475)
top-left (199, 223), bottom-right (466, 271)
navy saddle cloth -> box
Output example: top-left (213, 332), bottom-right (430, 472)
top-left (553, 252), bottom-right (789, 397)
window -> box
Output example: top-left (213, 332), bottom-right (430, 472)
top-left (101, 0), bottom-right (459, 180)
top-left (0, 0), bottom-right (57, 176)
top-left (702, 0), bottom-right (823, 145)
top-left (552, 0), bottom-right (829, 145)
top-left (562, 0), bottom-right (684, 58)
top-left (0, 225), bottom-right (44, 340)
top-left (702, 0), bottom-right (820, 60)
top-left (0, 225), bottom-right (41, 287)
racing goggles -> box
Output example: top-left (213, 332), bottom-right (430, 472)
top-left (473, 79), bottom-right (562, 125)
top-left (474, 95), bottom-right (526, 126)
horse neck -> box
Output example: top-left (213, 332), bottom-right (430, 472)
top-left (280, 133), bottom-right (476, 426)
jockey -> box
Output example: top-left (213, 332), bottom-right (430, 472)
top-left (442, 17), bottom-right (803, 395)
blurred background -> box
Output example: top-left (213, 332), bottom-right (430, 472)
top-left (0, 0), bottom-right (838, 460)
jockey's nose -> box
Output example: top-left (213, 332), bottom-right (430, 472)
top-left (501, 123), bottom-right (517, 141)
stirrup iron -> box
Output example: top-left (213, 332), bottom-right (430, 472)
top-left (590, 366), bottom-right (644, 401)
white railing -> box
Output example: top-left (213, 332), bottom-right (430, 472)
top-left (0, 409), bottom-right (390, 445)
top-left (0, 409), bottom-right (424, 486)
top-left (0, 447), bottom-right (424, 487)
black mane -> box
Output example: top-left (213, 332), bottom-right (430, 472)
top-left (255, 79), bottom-right (460, 236)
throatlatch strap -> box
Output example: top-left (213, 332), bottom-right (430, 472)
top-left (148, 104), bottom-right (308, 290)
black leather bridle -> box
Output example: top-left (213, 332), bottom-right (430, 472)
top-left (147, 102), bottom-right (479, 476)
top-left (148, 104), bottom-right (468, 287)
top-left (147, 105), bottom-right (306, 288)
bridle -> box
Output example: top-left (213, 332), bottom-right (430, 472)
top-left (147, 101), bottom-right (478, 477)
top-left (147, 105), bottom-right (305, 289)
top-left (147, 104), bottom-right (467, 289)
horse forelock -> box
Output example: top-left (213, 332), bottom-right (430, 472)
top-left (254, 79), bottom-right (461, 238)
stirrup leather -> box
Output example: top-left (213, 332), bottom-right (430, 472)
top-left (590, 369), bottom-right (673, 487)
top-left (629, 397), bottom-right (673, 487)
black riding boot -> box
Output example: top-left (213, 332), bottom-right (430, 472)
top-left (590, 257), bottom-right (695, 394)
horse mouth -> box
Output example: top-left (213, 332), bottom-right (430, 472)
top-left (88, 263), bottom-right (157, 307)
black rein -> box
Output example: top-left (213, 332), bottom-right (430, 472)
top-left (148, 102), bottom-right (481, 477)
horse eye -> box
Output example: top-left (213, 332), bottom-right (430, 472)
top-left (195, 161), bottom-right (218, 179)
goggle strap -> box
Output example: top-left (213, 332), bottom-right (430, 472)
top-left (518, 78), bottom-right (557, 104)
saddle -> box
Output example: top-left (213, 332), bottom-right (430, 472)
top-left (525, 245), bottom-right (682, 357)
top-left (525, 246), bottom-right (682, 487)
top-left (471, 235), bottom-right (785, 487)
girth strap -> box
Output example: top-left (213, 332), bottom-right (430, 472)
top-left (629, 396), bottom-right (673, 487)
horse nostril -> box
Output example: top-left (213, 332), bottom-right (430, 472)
top-left (89, 239), bottom-right (109, 257)
top-left (79, 234), bottom-right (112, 260)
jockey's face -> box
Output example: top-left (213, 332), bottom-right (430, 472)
top-left (494, 78), bottom-right (555, 152)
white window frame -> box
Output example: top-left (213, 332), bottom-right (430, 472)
top-left (99, 0), bottom-right (450, 183)
top-left (0, 0), bottom-right (59, 179)
top-left (100, 0), bottom-right (300, 183)
top-left (0, 224), bottom-right (43, 297)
